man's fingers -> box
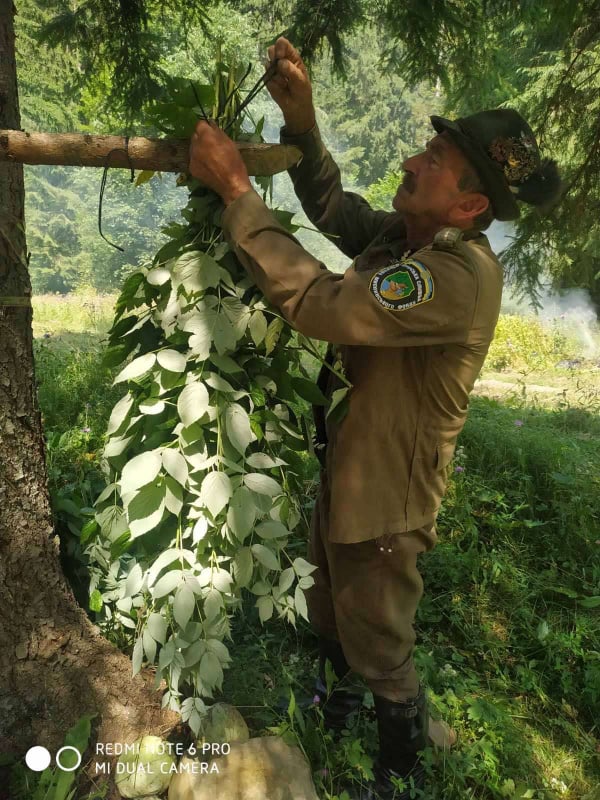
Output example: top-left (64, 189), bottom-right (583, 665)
top-left (277, 58), bottom-right (306, 86)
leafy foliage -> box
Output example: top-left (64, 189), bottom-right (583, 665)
top-left (82, 71), bottom-right (348, 727)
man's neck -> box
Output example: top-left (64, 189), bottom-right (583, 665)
top-left (403, 215), bottom-right (472, 252)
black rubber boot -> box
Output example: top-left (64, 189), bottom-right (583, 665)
top-left (350, 687), bottom-right (429, 800)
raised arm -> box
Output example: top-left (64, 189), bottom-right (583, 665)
top-left (265, 37), bottom-right (392, 259)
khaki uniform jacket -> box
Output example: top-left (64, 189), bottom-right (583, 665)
top-left (221, 125), bottom-right (503, 544)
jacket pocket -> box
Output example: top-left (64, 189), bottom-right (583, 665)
top-left (435, 441), bottom-right (457, 472)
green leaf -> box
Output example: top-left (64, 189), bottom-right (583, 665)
top-left (200, 472), bottom-right (233, 517)
top-left (233, 547), bottom-right (253, 588)
top-left (89, 589), bottom-right (103, 612)
top-left (257, 596), bottom-right (274, 623)
top-left (162, 449), bottom-right (189, 487)
top-left (205, 373), bottom-right (235, 393)
top-left (224, 403), bottom-right (253, 454)
top-left (157, 348), bottom-right (187, 372)
top-left (172, 251), bottom-right (221, 293)
top-left (249, 310), bottom-right (268, 346)
top-left (173, 584), bottom-right (196, 629)
top-left (227, 486), bottom-right (256, 541)
top-left (293, 557), bottom-right (317, 577)
top-left (146, 266), bottom-right (171, 286)
top-left (124, 563), bottom-right (144, 597)
top-left (139, 398), bottom-right (166, 415)
top-left (244, 473), bottom-right (282, 496)
top-left (292, 377), bottom-right (328, 405)
top-left (294, 586), bottom-right (309, 621)
top-left (165, 476), bottom-right (184, 516)
top-left (135, 169), bottom-right (155, 186)
top-left (105, 434), bottom-right (134, 459)
top-left (152, 570), bottom-right (183, 599)
top-left (147, 612), bottom-right (168, 644)
top-left (256, 520), bottom-right (289, 539)
top-left (107, 392), bottom-right (134, 435)
top-left (184, 307), bottom-right (218, 360)
top-left (199, 651), bottom-right (223, 688)
top-left (114, 352), bottom-right (156, 384)
top-left (143, 629), bottom-right (157, 664)
top-left (578, 595), bottom-right (600, 608)
top-left (121, 450), bottom-right (162, 494)
top-left (210, 353), bottom-right (243, 374)
top-left (278, 567), bottom-right (295, 594)
top-left (326, 386), bottom-right (351, 422)
top-left (251, 543), bottom-right (280, 571)
top-left (213, 314), bottom-right (238, 354)
top-left (178, 381), bottom-right (210, 427)
top-left (127, 482), bottom-right (166, 538)
top-left (245, 452), bottom-right (286, 469)
top-left (265, 317), bottom-right (284, 355)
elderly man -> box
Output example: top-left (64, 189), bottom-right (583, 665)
top-left (189, 37), bottom-right (560, 800)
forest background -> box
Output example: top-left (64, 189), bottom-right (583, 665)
top-left (4, 1), bottom-right (600, 799)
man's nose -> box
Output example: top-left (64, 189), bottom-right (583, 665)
top-left (402, 151), bottom-right (422, 172)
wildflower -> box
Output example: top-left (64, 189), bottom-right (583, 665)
top-left (43, 333), bottom-right (51, 339)
top-left (514, 420), bottom-right (524, 427)
top-left (312, 695), bottom-right (321, 705)
top-left (81, 426), bottom-right (91, 434)
top-left (454, 466), bottom-right (465, 473)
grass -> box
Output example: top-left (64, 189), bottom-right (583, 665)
top-left (26, 292), bottom-right (600, 800)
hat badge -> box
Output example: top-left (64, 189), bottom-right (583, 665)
top-left (488, 130), bottom-right (538, 184)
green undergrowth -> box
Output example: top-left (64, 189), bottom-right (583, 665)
top-left (32, 300), bottom-right (600, 800)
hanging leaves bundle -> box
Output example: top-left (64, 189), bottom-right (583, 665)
top-left (81, 61), bottom-right (348, 733)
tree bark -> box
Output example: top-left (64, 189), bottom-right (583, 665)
top-left (0, 129), bottom-right (302, 175)
top-left (0, 4), bottom-right (178, 797)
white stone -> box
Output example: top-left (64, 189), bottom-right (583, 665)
top-left (168, 736), bottom-right (319, 800)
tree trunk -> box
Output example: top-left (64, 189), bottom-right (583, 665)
top-left (0, 129), bottom-right (302, 175)
top-left (0, 4), bottom-right (178, 797)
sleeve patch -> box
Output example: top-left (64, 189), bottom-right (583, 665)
top-left (369, 259), bottom-right (435, 311)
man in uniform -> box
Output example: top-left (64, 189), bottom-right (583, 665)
top-left (189, 37), bottom-right (560, 800)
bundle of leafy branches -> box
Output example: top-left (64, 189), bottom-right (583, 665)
top-left (82, 61), bottom-right (346, 734)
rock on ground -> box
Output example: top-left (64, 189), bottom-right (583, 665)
top-left (168, 736), bottom-right (319, 800)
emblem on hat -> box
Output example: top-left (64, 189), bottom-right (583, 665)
top-left (488, 130), bottom-right (539, 183)
top-left (369, 259), bottom-right (434, 311)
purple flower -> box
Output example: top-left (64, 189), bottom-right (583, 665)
top-left (514, 420), bottom-right (524, 427)
top-left (312, 694), bottom-right (321, 705)
top-left (454, 466), bottom-right (465, 473)
top-left (81, 427), bottom-right (91, 434)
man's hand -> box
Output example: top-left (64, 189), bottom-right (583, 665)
top-left (188, 121), bottom-right (253, 206)
top-left (265, 37), bottom-right (315, 136)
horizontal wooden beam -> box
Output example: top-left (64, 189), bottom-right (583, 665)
top-left (0, 130), bottom-right (302, 176)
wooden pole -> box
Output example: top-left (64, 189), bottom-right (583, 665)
top-left (0, 130), bottom-right (302, 176)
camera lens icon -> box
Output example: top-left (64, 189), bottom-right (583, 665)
top-left (25, 745), bottom-right (82, 772)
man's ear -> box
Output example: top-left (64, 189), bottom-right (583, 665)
top-left (451, 192), bottom-right (489, 223)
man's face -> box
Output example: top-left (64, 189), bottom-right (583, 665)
top-left (393, 132), bottom-right (484, 227)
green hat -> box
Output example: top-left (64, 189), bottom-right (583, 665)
top-left (430, 109), bottom-right (562, 221)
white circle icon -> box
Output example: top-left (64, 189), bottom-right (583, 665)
top-left (56, 745), bottom-right (82, 772)
top-left (25, 746), bottom-right (51, 771)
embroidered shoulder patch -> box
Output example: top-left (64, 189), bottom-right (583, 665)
top-left (369, 259), bottom-right (434, 311)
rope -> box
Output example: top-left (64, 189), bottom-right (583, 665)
top-left (98, 136), bottom-right (135, 252)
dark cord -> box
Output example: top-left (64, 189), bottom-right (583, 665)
top-left (98, 137), bottom-right (135, 252)
top-left (190, 82), bottom-right (210, 122)
top-left (223, 59), bottom-right (279, 132)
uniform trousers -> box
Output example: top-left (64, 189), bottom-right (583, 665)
top-left (306, 470), bottom-right (438, 702)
